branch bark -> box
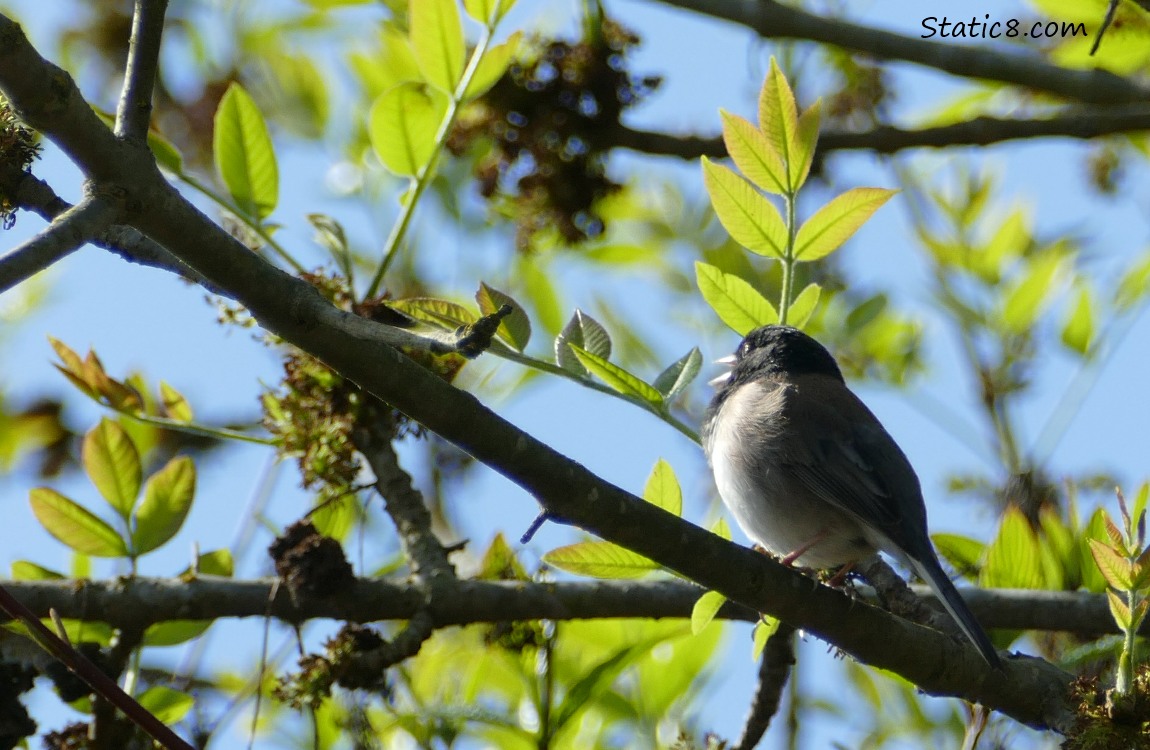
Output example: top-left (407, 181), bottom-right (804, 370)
top-left (115, 0), bottom-right (169, 141)
top-left (652, 0), bottom-right (1149, 104)
top-left (0, 194), bottom-right (115, 294)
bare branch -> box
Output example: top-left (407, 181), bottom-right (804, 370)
top-left (734, 623), bottom-right (796, 750)
top-left (0, 195), bottom-right (115, 295)
top-left (0, 162), bottom-right (213, 287)
top-left (652, 0), bottom-right (1148, 104)
top-left (615, 106), bottom-right (1150, 160)
top-left (115, 0), bottom-right (169, 141)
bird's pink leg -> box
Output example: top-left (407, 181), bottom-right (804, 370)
top-left (779, 530), bottom-right (829, 567)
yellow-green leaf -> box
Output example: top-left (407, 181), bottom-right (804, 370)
top-left (463, 0), bottom-right (516, 23)
top-left (138, 686), bottom-right (194, 724)
top-left (695, 261), bottom-right (778, 335)
top-left (710, 517), bottom-right (731, 541)
top-left (652, 347), bottom-right (702, 400)
top-left (213, 83), bottom-right (279, 219)
top-left (702, 158), bottom-right (787, 257)
top-left (983, 506), bottom-right (1043, 589)
top-left (786, 283), bottom-right (821, 328)
top-left (752, 615), bottom-right (781, 660)
top-left (1001, 253), bottom-right (1065, 333)
top-left (82, 418), bottom-right (141, 519)
top-left (720, 110), bottom-right (786, 195)
top-left (543, 541), bottom-right (659, 579)
top-left (568, 345), bottom-right (664, 406)
top-left (132, 456), bottom-right (196, 555)
top-left (390, 297), bottom-right (478, 328)
top-left (1107, 590), bottom-right (1132, 630)
top-left (643, 459), bottom-right (682, 517)
top-left (1090, 538), bottom-right (1134, 590)
top-left (11, 561), bottom-right (65, 580)
top-left (1061, 285), bottom-right (1095, 355)
top-left (793, 188), bottom-right (896, 261)
top-left (369, 82), bottom-right (449, 177)
top-left (758, 59), bottom-right (800, 190)
top-left (159, 382), bottom-right (194, 422)
top-left (464, 33), bottom-right (521, 100)
top-left (691, 590), bottom-right (727, 635)
top-left (791, 99), bottom-right (821, 190)
top-left (476, 282), bottom-right (532, 352)
top-left (29, 488), bottom-right (128, 558)
top-left (411, 0), bottom-right (465, 92)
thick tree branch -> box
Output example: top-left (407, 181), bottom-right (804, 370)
top-left (115, 0), bottom-right (168, 141)
top-left (617, 106), bottom-right (1150, 160)
top-left (0, 162), bottom-right (212, 287)
top-left (0, 194), bottom-right (115, 294)
top-left (0, 12), bottom-right (1076, 731)
top-left (653, 0), bottom-right (1148, 104)
top-left (2, 577), bottom-right (1134, 637)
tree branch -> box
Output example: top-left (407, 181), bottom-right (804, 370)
top-left (652, 0), bottom-right (1148, 104)
top-left (0, 194), bottom-right (116, 294)
top-left (734, 623), bottom-right (796, 750)
top-left (615, 106), bottom-right (1150, 160)
top-left (115, 0), bottom-right (168, 141)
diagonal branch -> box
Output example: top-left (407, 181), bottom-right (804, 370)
top-left (734, 623), bottom-right (796, 750)
top-left (0, 194), bottom-right (116, 294)
top-left (652, 0), bottom-right (1149, 105)
top-left (615, 105), bottom-right (1150, 160)
top-left (115, 0), bottom-right (169, 141)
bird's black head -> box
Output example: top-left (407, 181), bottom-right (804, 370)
top-left (730, 325), bottom-right (844, 383)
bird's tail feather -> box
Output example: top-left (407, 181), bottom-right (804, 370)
top-left (908, 555), bottom-right (1002, 669)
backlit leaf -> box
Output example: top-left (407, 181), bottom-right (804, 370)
top-left (555, 309), bottom-right (611, 376)
top-left (720, 110), bottom-right (786, 195)
top-left (464, 33), bottom-right (521, 100)
top-left (82, 418), bottom-right (141, 519)
top-left (652, 347), bottom-right (702, 399)
top-left (132, 456), bottom-right (196, 555)
top-left (159, 382), bottom-right (194, 422)
top-left (213, 83), bottom-right (279, 219)
top-left (411, 0), bottom-right (465, 92)
top-left (476, 283), bottom-right (531, 351)
top-left (568, 345), bottom-right (664, 406)
top-left (369, 82), bottom-right (449, 177)
top-left (543, 541), bottom-right (659, 579)
top-left (695, 261), bottom-right (777, 335)
top-left (29, 488), bottom-right (127, 557)
top-left (793, 188), bottom-right (896, 261)
top-left (702, 158), bottom-right (787, 257)
top-left (758, 58), bottom-right (799, 189)
top-left (786, 283), bottom-right (821, 328)
top-left (691, 590), bottom-right (726, 635)
top-left (643, 459), bottom-right (681, 516)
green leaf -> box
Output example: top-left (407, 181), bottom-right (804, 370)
top-left (1107, 590), bottom-right (1132, 630)
top-left (752, 616), bottom-right (781, 660)
top-left (132, 456), bottom-right (196, 555)
top-left (542, 541), bottom-right (659, 579)
top-left (476, 283), bottom-right (532, 351)
top-left (555, 309), bottom-right (611, 376)
top-left (148, 129), bottom-right (184, 174)
top-left (982, 507), bottom-right (1043, 589)
top-left (568, 345), bottom-right (664, 406)
top-left (1090, 539), bottom-right (1134, 590)
top-left (159, 382), bottom-right (194, 422)
top-left (464, 33), bottom-right (521, 100)
top-left (1116, 252), bottom-right (1150, 310)
top-left (213, 83), bottom-right (279, 219)
top-left (411, 0), bottom-right (465, 92)
top-left (690, 590), bottom-right (727, 635)
top-left (652, 347), bottom-right (702, 399)
top-left (791, 99), bottom-right (821, 190)
top-left (29, 488), bottom-right (128, 558)
top-left (701, 158), bottom-right (787, 257)
top-left (711, 517), bottom-right (732, 541)
top-left (463, 0), bottom-right (516, 23)
top-left (138, 686), bottom-right (194, 725)
top-left (190, 549), bottom-right (235, 577)
top-left (787, 283), bottom-right (821, 328)
top-left (1040, 507), bottom-right (1080, 588)
top-left (1061, 285), bottom-right (1095, 355)
top-left (695, 261), bottom-right (777, 335)
top-left (758, 59), bottom-right (800, 190)
top-left (643, 459), bottom-right (682, 516)
top-left (932, 533), bottom-right (985, 578)
top-left (11, 560), bottom-right (65, 580)
top-left (390, 297), bottom-right (477, 328)
top-left (369, 82), bottom-right (449, 177)
top-left (551, 635), bottom-right (668, 731)
top-left (1000, 253), bottom-right (1065, 333)
top-left (143, 621), bottom-right (212, 647)
top-left (719, 110), bottom-right (786, 195)
top-left (793, 188), bottom-right (896, 261)
top-left (82, 418), bottom-right (141, 519)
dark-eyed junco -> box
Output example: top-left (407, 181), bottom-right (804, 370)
top-left (703, 325), bottom-right (1001, 667)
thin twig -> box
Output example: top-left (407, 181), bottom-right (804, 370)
top-left (734, 623), bottom-right (797, 750)
top-left (0, 195), bottom-right (116, 295)
top-left (115, 0), bottom-right (169, 140)
top-left (0, 582), bottom-right (194, 750)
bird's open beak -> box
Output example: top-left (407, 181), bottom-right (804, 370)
top-left (708, 354), bottom-right (736, 387)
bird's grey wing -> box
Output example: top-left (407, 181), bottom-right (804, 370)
top-left (774, 380), bottom-right (929, 552)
